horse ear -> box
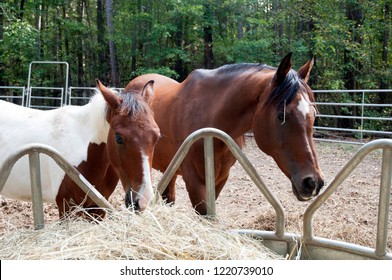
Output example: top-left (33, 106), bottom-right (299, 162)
top-left (297, 56), bottom-right (314, 83)
top-left (96, 79), bottom-right (123, 109)
top-left (141, 80), bottom-right (155, 103)
top-left (273, 52), bottom-right (293, 85)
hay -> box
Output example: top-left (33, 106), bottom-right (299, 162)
top-left (0, 203), bottom-right (283, 260)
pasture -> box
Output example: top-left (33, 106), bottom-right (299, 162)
top-left (0, 137), bottom-right (390, 258)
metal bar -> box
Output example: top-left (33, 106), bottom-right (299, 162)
top-left (314, 126), bottom-right (392, 135)
top-left (304, 236), bottom-right (392, 260)
top-left (303, 139), bottom-right (392, 243)
top-left (314, 89), bottom-right (392, 93)
top-left (204, 136), bottom-right (216, 217)
top-left (316, 102), bottom-right (392, 108)
top-left (375, 148), bottom-right (392, 256)
top-left (157, 128), bottom-right (286, 237)
top-left (316, 114), bottom-right (392, 121)
top-left (0, 144), bottom-right (114, 219)
top-left (360, 91), bottom-right (365, 143)
top-left (68, 87), bottom-right (97, 105)
top-left (27, 61), bottom-right (69, 107)
top-left (314, 138), bottom-right (363, 145)
top-left (28, 151), bottom-right (45, 230)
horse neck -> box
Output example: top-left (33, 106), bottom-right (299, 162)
top-left (207, 75), bottom-right (265, 139)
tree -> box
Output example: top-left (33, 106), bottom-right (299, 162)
top-left (106, 0), bottom-right (120, 87)
top-left (0, 0), bottom-right (390, 92)
top-left (203, 2), bottom-right (214, 69)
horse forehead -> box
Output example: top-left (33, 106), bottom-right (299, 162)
top-left (116, 114), bottom-right (159, 140)
top-left (296, 94), bottom-right (310, 120)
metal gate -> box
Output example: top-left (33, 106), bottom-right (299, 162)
top-left (156, 128), bottom-right (392, 260)
top-left (26, 61), bottom-right (69, 109)
top-left (0, 144), bottom-right (114, 230)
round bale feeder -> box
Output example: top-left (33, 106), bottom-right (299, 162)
top-left (0, 128), bottom-right (391, 260)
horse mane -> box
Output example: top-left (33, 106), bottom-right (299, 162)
top-left (189, 63), bottom-right (273, 81)
top-left (215, 63), bottom-right (271, 75)
top-left (266, 69), bottom-right (316, 110)
top-left (215, 64), bottom-right (316, 110)
top-left (92, 88), bottom-right (152, 119)
top-left (119, 90), bottom-right (153, 118)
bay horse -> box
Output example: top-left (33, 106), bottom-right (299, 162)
top-left (125, 52), bottom-right (324, 215)
top-left (0, 80), bottom-right (160, 218)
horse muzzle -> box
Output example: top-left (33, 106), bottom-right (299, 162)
top-left (292, 175), bottom-right (324, 201)
top-left (125, 189), bottom-right (141, 211)
top-left (124, 183), bottom-right (154, 212)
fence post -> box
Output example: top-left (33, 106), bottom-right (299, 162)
top-left (204, 136), bottom-right (216, 217)
top-left (375, 148), bottom-right (392, 256)
top-left (360, 90), bottom-right (365, 143)
top-left (28, 151), bottom-right (45, 230)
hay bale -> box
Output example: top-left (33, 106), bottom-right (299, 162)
top-left (0, 203), bottom-right (283, 260)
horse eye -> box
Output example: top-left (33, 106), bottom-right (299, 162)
top-left (115, 133), bottom-right (124, 145)
top-left (277, 112), bottom-right (285, 121)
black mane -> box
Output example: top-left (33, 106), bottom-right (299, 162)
top-left (267, 69), bottom-right (302, 109)
top-left (215, 63), bottom-right (271, 75)
top-left (189, 63), bottom-right (312, 111)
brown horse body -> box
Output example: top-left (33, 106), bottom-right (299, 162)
top-left (126, 53), bottom-right (324, 215)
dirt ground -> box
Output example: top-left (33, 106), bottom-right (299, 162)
top-left (1, 137), bottom-right (391, 253)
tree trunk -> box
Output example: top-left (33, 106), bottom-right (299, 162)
top-left (379, 1), bottom-right (392, 108)
top-left (273, 0), bottom-right (284, 57)
top-left (19, 0), bottom-right (25, 20)
top-left (344, 0), bottom-right (363, 90)
top-left (0, 8), bottom-right (4, 86)
top-left (203, 3), bottom-right (214, 69)
top-left (77, 0), bottom-right (84, 86)
top-left (97, 0), bottom-right (107, 82)
top-left (174, 14), bottom-right (187, 81)
top-left (106, 0), bottom-right (120, 87)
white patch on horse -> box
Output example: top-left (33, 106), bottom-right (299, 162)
top-left (0, 94), bottom-right (109, 204)
top-left (297, 95), bottom-right (310, 120)
top-left (136, 152), bottom-right (154, 211)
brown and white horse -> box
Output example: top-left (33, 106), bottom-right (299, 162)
top-left (0, 80), bottom-right (160, 218)
top-left (125, 53), bottom-right (324, 215)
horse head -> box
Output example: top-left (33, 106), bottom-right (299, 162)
top-left (253, 53), bottom-right (324, 201)
top-left (96, 80), bottom-right (160, 211)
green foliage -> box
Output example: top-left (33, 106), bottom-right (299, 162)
top-left (0, 20), bottom-right (38, 85)
top-left (0, 0), bottom-right (391, 91)
top-left (130, 66), bottom-right (179, 80)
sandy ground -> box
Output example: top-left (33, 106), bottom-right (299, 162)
top-left (1, 137), bottom-right (391, 253)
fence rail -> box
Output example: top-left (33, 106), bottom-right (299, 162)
top-left (313, 89), bottom-right (392, 144)
top-left (1, 85), bottom-right (391, 144)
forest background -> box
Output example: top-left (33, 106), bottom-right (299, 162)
top-left (0, 0), bottom-right (391, 97)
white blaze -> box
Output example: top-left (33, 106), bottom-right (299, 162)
top-left (297, 95), bottom-right (310, 120)
top-left (137, 152), bottom-right (154, 211)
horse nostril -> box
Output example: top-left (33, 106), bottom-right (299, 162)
top-left (318, 178), bottom-right (325, 191)
top-left (125, 190), bottom-right (141, 211)
top-left (133, 199), bottom-right (140, 211)
top-left (302, 177), bottom-right (317, 196)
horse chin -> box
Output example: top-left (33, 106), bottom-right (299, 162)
top-left (291, 183), bottom-right (313, 202)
